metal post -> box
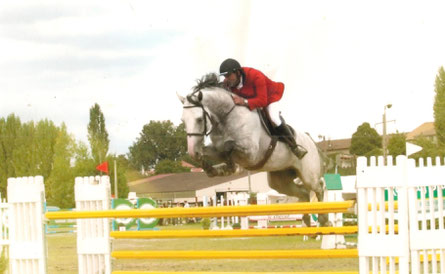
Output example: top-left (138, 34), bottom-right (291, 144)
top-left (383, 109), bottom-right (387, 163)
top-left (247, 171), bottom-right (252, 194)
top-left (382, 104), bottom-right (392, 165)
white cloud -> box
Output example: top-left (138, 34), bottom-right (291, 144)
top-left (1, 0), bottom-right (445, 155)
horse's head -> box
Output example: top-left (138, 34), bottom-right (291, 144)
top-left (178, 73), bottom-right (235, 160)
top-left (178, 91), bottom-right (215, 160)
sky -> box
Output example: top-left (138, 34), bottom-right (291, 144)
top-left (1, 0), bottom-right (445, 155)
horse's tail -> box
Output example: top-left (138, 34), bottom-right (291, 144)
top-left (304, 132), bottom-right (334, 174)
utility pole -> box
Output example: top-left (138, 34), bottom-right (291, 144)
top-left (382, 104), bottom-right (392, 164)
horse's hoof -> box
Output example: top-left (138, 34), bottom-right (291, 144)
top-left (206, 170), bottom-right (217, 177)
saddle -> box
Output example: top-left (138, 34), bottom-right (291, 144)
top-left (244, 109), bottom-right (296, 170)
top-left (258, 108), bottom-right (296, 140)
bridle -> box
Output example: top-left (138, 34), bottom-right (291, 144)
top-left (183, 91), bottom-right (236, 137)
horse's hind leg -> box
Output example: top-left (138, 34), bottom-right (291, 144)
top-left (313, 177), bottom-right (329, 226)
top-left (267, 170), bottom-right (312, 227)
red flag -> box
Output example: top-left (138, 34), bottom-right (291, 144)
top-left (96, 161), bottom-right (109, 174)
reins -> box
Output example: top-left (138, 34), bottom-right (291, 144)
top-left (183, 90), bottom-right (278, 170)
top-left (183, 91), bottom-right (236, 137)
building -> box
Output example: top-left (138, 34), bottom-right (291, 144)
top-left (317, 138), bottom-right (354, 168)
top-left (406, 122), bottom-right (436, 142)
top-left (128, 171), bottom-right (274, 205)
top-left (317, 138), bottom-right (351, 156)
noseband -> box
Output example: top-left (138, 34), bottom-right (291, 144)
top-left (183, 92), bottom-right (236, 137)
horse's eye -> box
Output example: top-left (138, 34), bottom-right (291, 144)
top-left (197, 117), bottom-right (203, 123)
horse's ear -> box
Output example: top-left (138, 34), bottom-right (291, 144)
top-left (177, 92), bottom-right (185, 104)
top-left (197, 91), bottom-right (203, 101)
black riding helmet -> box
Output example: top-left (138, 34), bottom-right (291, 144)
top-left (219, 58), bottom-right (241, 76)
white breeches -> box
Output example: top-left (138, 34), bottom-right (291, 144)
top-left (266, 101), bottom-right (283, 127)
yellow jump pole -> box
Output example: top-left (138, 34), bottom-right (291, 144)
top-left (111, 224), bottom-right (397, 240)
top-left (112, 272), bottom-right (360, 274)
top-left (111, 249), bottom-right (359, 259)
top-left (111, 226), bottom-right (358, 239)
top-left (46, 201), bottom-right (355, 220)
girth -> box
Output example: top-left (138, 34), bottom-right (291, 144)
top-left (244, 135), bottom-right (279, 170)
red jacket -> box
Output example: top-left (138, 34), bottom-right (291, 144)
top-left (230, 67), bottom-right (284, 110)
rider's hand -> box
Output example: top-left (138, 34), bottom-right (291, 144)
top-left (232, 95), bottom-right (247, 106)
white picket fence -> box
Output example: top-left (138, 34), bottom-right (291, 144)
top-left (357, 155), bottom-right (445, 273)
top-left (0, 155), bottom-right (444, 273)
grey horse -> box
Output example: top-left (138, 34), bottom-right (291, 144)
top-left (178, 73), bottom-right (329, 226)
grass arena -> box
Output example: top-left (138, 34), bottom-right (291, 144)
top-left (4, 155), bottom-right (445, 273)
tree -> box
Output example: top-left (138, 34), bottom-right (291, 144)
top-left (107, 155), bottom-right (129, 199)
top-left (387, 132), bottom-right (406, 157)
top-left (128, 121), bottom-right (187, 170)
top-left (0, 114), bottom-right (21, 195)
top-left (87, 103), bottom-right (109, 164)
top-left (72, 141), bottom-right (96, 175)
top-left (410, 136), bottom-right (445, 162)
top-left (155, 159), bottom-right (190, 174)
top-left (350, 122), bottom-right (382, 156)
top-left (46, 124), bottom-right (75, 208)
top-left (434, 66), bottom-right (445, 148)
top-left (11, 121), bottom-right (37, 177)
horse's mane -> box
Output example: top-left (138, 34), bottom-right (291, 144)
top-left (193, 73), bottom-right (226, 92)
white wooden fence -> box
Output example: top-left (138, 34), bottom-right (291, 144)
top-left (357, 155), bottom-right (445, 273)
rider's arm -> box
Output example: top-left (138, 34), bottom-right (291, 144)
top-left (245, 74), bottom-right (268, 110)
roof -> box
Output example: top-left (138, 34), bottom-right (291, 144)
top-left (317, 138), bottom-right (351, 152)
top-left (406, 122), bottom-right (436, 140)
top-left (128, 170), bottom-right (253, 194)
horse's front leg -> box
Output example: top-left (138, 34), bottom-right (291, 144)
top-left (201, 141), bottom-right (238, 177)
top-left (201, 160), bottom-right (238, 177)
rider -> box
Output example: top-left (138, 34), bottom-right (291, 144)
top-left (219, 58), bottom-right (307, 159)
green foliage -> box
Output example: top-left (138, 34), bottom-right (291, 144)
top-left (0, 115), bottom-right (76, 201)
top-left (128, 121), bottom-right (187, 170)
top-left (434, 66), bottom-right (445, 148)
top-left (387, 132), bottom-right (406, 156)
top-left (46, 124), bottom-right (75, 208)
top-left (180, 153), bottom-right (201, 168)
top-left (0, 108), bottom-right (129, 206)
top-left (126, 168), bottom-right (148, 182)
top-left (201, 218), bottom-right (211, 230)
top-left (0, 114), bottom-right (21, 194)
top-left (409, 136), bottom-right (445, 161)
top-left (72, 141), bottom-right (96, 176)
top-left (0, 248), bottom-right (7, 274)
top-left (155, 159), bottom-right (190, 174)
top-left (364, 147), bottom-right (383, 158)
top-left (350, 122), bottom-right (382, 156)
top-left (336, 167), bottom-right (356, 176)
top-left (87, 103), bottom-right (109, 164)
top-left (249, 192), bottom-right (257, 204)
top-left (108, 155), bottom-right (129, 199)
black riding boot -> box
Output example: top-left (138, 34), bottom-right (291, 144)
top-left (275, 124), bottom-right (308, 159)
